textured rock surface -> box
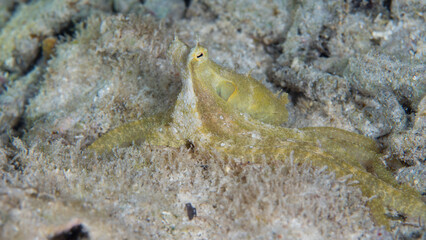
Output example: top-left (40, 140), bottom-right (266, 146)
top-left (0, 0), bottom-right (112, 74)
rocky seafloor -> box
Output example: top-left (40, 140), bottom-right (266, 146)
top-left (0, 0), bottom-right (425, 239)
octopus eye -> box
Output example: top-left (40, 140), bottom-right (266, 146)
top-left (196, 52), bottom-right (204, 58)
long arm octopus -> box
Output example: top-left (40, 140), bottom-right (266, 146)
top-left (89, 38), bottom-right (426, 228)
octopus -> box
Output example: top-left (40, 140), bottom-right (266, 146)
top-left (89, 38), bottom-right (426, 228)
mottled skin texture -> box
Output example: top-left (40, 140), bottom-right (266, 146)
top-left (89, 39), bottom-right (426, 228)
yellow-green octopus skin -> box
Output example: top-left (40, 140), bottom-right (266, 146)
top-left (89, 38), bottom-right (426, 228)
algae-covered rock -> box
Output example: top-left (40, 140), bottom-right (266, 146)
top-left (343, 53), bottom-right (425, 137)
top-left (0, 67), bottom-right (41, 146)
top-left (186, 0), bottom-right (291, 43)
top-left (144, 0), bottom-right (186, 20)
top-left (24, 15), bottom-right (179, 145)
top-left (396, 165), bottom-right (426, 194)
top-left (0, 0), bottom-right (23, 29)
top-left (391, 0), bottom-right (426, 19)
top-left (278, 0), bottom-right (337, 62)
top-left (270, 0), bottom-right (425, 140)
top-left (344, 53), bottom-right (425, 111)
top-left (388, 96), bottom-right (426, 165)
top-left (270, 61), bottom-right (408, 138)
top-left (112, 0), bottom-right (142, 13)
top-left (0, 0), bottom-right (112, 75)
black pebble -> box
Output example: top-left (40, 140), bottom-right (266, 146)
top-left (185, 203), bottom-right (197, 220)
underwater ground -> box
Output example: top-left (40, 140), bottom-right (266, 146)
top-left (0, 0), bottom-right (425, 239)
